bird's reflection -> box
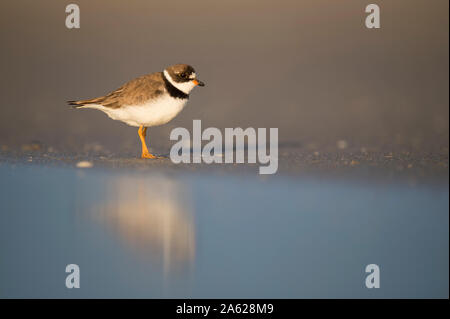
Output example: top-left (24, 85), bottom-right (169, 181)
top-left (88, 175), bottom-right (195, 276)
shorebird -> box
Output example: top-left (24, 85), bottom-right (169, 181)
top-left (68, 64), bottom-right (205, 158)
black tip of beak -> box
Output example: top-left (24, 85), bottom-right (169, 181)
top-left (198, 80), bottom-right (205, 87)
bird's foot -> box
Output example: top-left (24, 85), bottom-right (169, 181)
top-left (141, 151), bottom-right (158, 159)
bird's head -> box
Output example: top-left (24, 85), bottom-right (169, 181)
top-left (163, 64), bottom-right (205, 94)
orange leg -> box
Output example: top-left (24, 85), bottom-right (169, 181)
top-left (138, 126), bottom-right (157, 159)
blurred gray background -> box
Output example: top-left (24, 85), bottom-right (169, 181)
top-left (0, 0), bottom-right (448, 154)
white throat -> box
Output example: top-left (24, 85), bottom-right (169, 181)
top-left (163, 70), bottom-right (196, 94)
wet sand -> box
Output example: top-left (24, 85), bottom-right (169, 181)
top-left (0, 157), bottom-right (448, 298)
top-left (1, 142), bottom-right (448, 298)
top-left (0, 143), bottom-right (447, 186)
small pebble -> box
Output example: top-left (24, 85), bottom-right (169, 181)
top-left (337, 140), bottom-right (348, 150)
top-left (76, 161), bottom-right (93, 168)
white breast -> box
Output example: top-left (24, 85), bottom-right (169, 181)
top-left (87, 95), bottom-right (188, 127)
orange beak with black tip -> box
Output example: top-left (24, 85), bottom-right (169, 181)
top-left (192, 79), bottom-right (205, 87)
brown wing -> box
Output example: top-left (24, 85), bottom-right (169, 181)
top-left (68, 72), bottom-right (166, 109)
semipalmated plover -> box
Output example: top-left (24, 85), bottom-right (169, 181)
top-left (68, 64), bottom-right (205, 158)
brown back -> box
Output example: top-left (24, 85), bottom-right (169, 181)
top-left (69, 72), bottom-right (166, 109)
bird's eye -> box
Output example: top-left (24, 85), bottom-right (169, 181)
top-left (180, 73), bottom-right (187, 78)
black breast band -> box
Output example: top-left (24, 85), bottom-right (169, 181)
top-left (162, 73), bottom-right (189, 99)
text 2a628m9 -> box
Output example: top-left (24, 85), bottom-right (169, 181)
top-left (220, 304), bottom-right (274, 314)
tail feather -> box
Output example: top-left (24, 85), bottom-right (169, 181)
top-left (67, 100), bottom-right (85, 108)
top-left (67, 97), bottom-right (104, 108)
